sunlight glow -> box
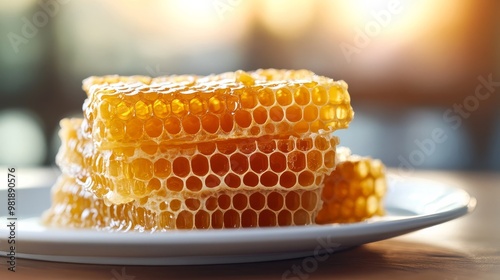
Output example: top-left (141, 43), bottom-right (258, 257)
top-left (258, 0), bottom-right (316, 39)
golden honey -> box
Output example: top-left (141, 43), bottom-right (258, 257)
top-left (82, 69), bottom-right (353, 148)
top-left (316, 148), bottom-right (387, 224)
top-left (43, 69), bottom-right (387, 231)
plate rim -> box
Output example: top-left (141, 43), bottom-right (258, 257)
top-left (0, 176), bottom-right (476, 265)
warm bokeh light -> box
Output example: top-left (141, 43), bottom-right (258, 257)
top-left (53, 0), bottom-right (253, 78)
top-left (257, 0), bottom-right (316, 39)
top-left (322, 0), bottom-right (473, 86)
top-left (330, 0), bottom-right (470, 37)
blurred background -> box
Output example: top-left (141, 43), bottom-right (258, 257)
top-left (0, 0), bottom-right (498, 171)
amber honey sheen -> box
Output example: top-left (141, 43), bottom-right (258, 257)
top-left (43, 69), bottom-right (386, 231)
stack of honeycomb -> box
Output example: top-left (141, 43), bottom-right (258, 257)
top-left (43, 69), bottom-right (386, 231)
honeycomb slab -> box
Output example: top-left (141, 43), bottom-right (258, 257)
top-left (82, 69), bottom-right (354, 148)
top-left (43, 175), bottom-right (323, 230)
top-left (43, 69), bottom-right (387, 231)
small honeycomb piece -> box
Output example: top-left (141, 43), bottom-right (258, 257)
top-left (82, 69), bottom-right (354, 148)
top-left (42, 174), bottom-right (323, 230)
top-left (55, 118), bottom-right (88, 180)
top-left (315, 147), bottom-right (387, 224)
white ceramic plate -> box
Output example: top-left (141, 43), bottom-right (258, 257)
top-left (0, 177), bottom-right (475, 265)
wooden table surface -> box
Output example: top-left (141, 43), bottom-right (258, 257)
top-left (1, 170), bottom-right (499, 280)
